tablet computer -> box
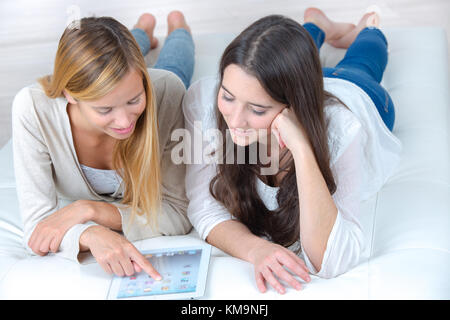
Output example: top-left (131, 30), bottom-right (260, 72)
top-left (107, 244), bottom-right (211, 300)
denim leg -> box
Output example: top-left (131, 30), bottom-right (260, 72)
top-left (334, 27), bottom-right (388, 83)
top-left (303, 22), bottom-right (326, 50)
top-left (154, 28), bottom-right (195, 89)
top-left (323, 27), bottom-right (395, 131)
top-left (130, 28), bottom-right (151, 56)
top-left (323, 66), bottom-right (395, 131)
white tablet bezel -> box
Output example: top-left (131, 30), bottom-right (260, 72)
top-left (107, 244), bottom-right (211, 300)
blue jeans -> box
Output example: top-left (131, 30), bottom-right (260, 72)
top-left (131, 28), bottom-right (195, 89)
top-left (303, 23), bottom-right (395, 131)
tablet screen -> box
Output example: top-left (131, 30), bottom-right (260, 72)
top-left (115, 247), bottom-right (204, 299)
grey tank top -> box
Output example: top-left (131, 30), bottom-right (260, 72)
top-left (80, 164), bottom-right (123, 196)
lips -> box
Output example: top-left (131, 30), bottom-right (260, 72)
top-left (230, 128), bottom-right (254, 137)
top-left (111, 121), bottom-right (135, 135)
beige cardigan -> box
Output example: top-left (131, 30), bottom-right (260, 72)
top-left (12, 68), bottom-right (192, 263)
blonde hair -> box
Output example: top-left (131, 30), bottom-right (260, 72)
top-left (39, 17), bottom-right (161, 227)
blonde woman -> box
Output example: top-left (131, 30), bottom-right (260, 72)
top-left (12, 11), bottom-right (194, 278)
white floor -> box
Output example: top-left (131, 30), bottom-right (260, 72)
top-left (0, 0), bottom-right (449, 148)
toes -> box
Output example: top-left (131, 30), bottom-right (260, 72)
top-left (366, 13), bottom-right (380, 28)
top-left (356, 12), bottom-right (374, 28)
top-left (304, 7), bottom-right (324, 22)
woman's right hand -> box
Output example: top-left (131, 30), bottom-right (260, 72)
top-left (80, 225), bottom-right (162, 280)
top-left (248, 241), bottom-right (311, 294)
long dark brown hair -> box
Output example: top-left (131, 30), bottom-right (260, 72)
top-left (209, 15), bottom-right (337, 250)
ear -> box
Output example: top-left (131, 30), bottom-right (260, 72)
top-left (63, 89), bottom-right (77, 104)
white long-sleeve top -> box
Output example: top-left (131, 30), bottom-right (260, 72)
top-left (183, 76), bottom-right (402, 278)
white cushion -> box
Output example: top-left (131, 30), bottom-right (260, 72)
top-left (0, 27), bottom-right (449, 299)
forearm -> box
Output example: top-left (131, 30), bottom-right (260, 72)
top-left (292, 145), bottom-right (337, 272)
top-left (62, 200), bottom-right (122, 252)
top-left (206, 220), bottom-right (269, 264)
top-left (86, 200), bottom-right (122, 231)
top-left (77, 201), bottom-right (123, 254)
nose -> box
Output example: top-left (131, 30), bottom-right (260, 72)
top-left (113, 108), bottom-right (133, 129)
top-left (227, 104), bottom-right (248, 129)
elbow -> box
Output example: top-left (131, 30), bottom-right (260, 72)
top-left (312, 234), bottom-right (364, 279)
top-left (313, 213), bottom-right (365, 279)
top-left (315, 245), bottom-right (363, 279)
top-left (165, 205), bottom-right (193, 236)
top-left (180, 218), bottom-right (193, 235)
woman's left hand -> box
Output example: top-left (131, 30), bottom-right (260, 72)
top-left (270, 108), bottom-right (311, 152)
top-left (249, 241), bottom-right (311, 294)
top-left (28, 200), bottom-right (93, 255)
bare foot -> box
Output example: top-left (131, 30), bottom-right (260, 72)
top-left (328, 12), bottom-right (380, 49)
top-left (167, 10), bottom-right (191, 35)
top-left (134, 13), bottom-right (158, 49)
top-left (304, 7), bottom-right (356, 42)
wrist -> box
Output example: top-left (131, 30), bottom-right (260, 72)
top-left (246, 238), bottom-right (272, 265)
top-left (75, 200), bottom-right (96, 223)
top-left (291, 141), bottom-right (315, 164)
top-left (79, 225), bottom-right (103, 251)
top-left (79, 225), bottom-right (93, 251)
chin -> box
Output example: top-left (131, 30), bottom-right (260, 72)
top-left (230, 134), bottom-right (257, 147)
top-left (230, 127), bottom-right (272, 147)
top-left (107, 130), bottom-right (134, 140)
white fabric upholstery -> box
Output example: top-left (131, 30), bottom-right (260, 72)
top-left (0, 27), bottom-right (449, 299)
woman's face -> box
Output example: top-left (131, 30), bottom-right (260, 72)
top-left (217, 64), bottom-right (286, 146)
top-left (67, 68), bottom-right (146, 140)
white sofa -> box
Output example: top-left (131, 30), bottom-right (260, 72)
top-left (0, 27), bottom-right (449, 300)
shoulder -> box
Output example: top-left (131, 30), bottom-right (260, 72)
top-left (185, 76), bottom-right (219, 106)
top-left (12, 84), bottom-right (43, 115)
top-left (12, 83), bottom-right (62, 127)
top-left (183, 76), bottom-right (219, 128)
top-left (148, 68), bottom-right (184, 88)
top-left (148, 68), bottom-right (186, 107)
top-left (147, 69), bottom-right (187, 130)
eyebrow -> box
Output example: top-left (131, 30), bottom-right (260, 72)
top-left (92, 90), bottom-right (144, 109)
top-left (221, 84), bottom-right (272, 109)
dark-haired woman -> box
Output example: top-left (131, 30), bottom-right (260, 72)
top-left (183, 8), bottom-right (402, 294)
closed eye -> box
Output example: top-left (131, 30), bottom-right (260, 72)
top-left (251, 109), bottom-right (266, 116)
top-left (97, 107), bottom-right (112, 115)
top-left (127, 97), bottom-right (140, 105)
top-left (126, 90), bottom-right (144, 105)
top-left (222, 93), bottom-right (234, 102)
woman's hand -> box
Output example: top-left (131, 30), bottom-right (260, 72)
top-left (79, 225), bottom-right (162, 280)
top-left (28, 200), bottom-right (94, 256)
top-left (248, 241), bottom-right (311, 294)
top-left (270, 108), bottom-right (311, 153)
